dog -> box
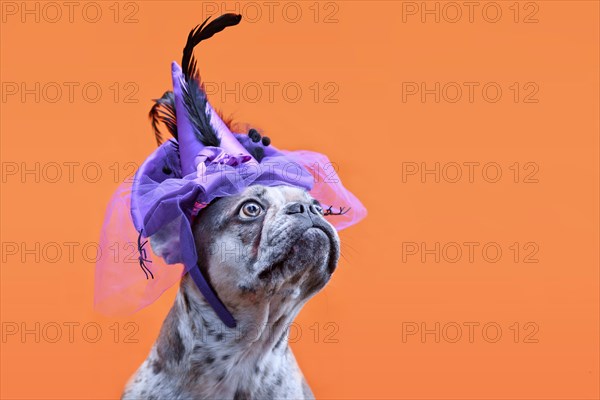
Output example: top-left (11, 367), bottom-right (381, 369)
top-left (122, 184), bottom-right (340, 399)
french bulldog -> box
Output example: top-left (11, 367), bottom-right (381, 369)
top-left (122, 184), bottom-right (340, 399)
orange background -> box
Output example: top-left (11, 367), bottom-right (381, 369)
top-left (1, 1), bottom-right (599, 399)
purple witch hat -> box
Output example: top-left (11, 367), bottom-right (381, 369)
top-left (95, 14), bottom-right (366, 327)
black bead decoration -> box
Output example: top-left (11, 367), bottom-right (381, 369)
top-left (248, 128), bottom-right (261, 142)
top-left (253, 147), bottom-right (265, 160)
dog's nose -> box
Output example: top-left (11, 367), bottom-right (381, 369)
top-left (285, 202), bottom-right (306, 215)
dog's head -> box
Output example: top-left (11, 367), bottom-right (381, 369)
top-left (151, 184), bottom-right (340, 319)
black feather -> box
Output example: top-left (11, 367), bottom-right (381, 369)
top-left (179, 13), bottom-right (242, 147)
top-left (182, 14), bottom-right (242, 79)
top-left (149, 91), bottom-right (178, 146)
top-left (182, 79), bottom-right (220, 146)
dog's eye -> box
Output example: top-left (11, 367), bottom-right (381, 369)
top-left (312, 204), bottom-right (324, 215)
top-left (239, 201), bottom-right (263, 219)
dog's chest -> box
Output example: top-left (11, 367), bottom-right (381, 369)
top-left (207, 354), bottom-right (305, 398)
top-left (124, 339), bottom-right (307, 399)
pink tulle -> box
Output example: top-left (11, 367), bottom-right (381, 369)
top-left (94, 180), bottom-right (184, 315)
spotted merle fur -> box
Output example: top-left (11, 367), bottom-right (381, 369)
top-left (122, 185), bottom-right (336, 399)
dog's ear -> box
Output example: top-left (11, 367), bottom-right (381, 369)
top-left (149, 217), bottom-right (182, 264)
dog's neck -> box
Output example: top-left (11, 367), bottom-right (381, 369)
top-left (144, 275), bottom-right (309, 397)
top-left (179, 274), bottom-right (304, 357)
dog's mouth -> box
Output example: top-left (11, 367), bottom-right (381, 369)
top-left (257, 226), bottom-right (339, 281)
